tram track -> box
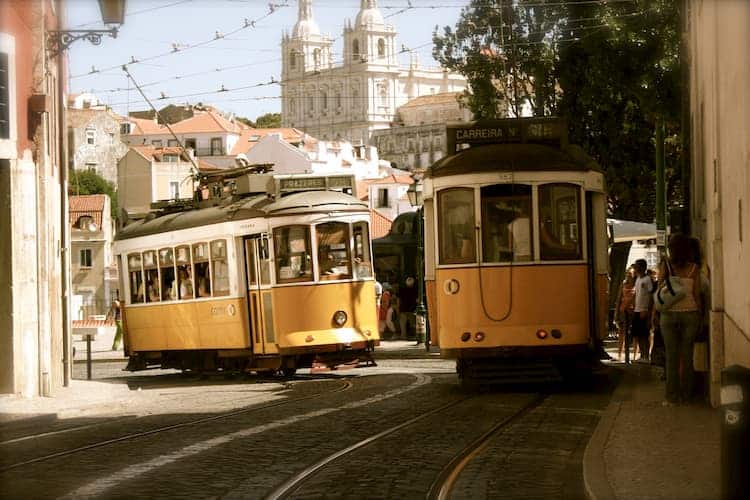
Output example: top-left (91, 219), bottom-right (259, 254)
top-left (265, 391), bottom-right (549, 500)
top-left (427, 393), bottom-right (549, 500)
top-left (0, 378), bottom-right (354, 473)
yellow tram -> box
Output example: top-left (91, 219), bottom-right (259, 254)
top-left (422, 118), bottom-right (609, 383)
top-left (114, 173), bottom-right (379, 375)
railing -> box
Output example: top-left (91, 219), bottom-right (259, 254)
top-left (194, 147), bottom-right (226, 157)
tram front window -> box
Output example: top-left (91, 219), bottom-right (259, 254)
top-left (481, 184), bottom-right (532, 262)
top-left (538, 183), bottom-right (582, 261)
top-left (316, 222), bottom-right (352, 280)
top-left (438, 188), bottom-right (476, 264)
top-left (274, 226), bottom-right (313, 283)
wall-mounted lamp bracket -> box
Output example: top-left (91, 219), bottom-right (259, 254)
top-left (46, 28), bottom-right (118, 58)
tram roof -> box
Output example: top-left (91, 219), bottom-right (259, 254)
top-left (116, 190), bottom-right (368, 241)
top-left (427, 143), bottom-right (602, 178)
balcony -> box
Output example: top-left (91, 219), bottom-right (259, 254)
top-left (193, 147), bottom-right (226, 157)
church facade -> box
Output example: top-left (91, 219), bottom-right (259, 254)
top-left (280, 0), bottom-right (467, 145)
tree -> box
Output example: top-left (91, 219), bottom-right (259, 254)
top-left (433, 0), bottom-right (684, 221)
top-left (69, 169), bottom-right (118, 218)
top-left (254, 112), bottom-right (281, 128)
top-left (236, 113), bottom-right (282, 129)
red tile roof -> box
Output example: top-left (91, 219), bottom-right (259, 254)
top-left (368, 174), bottom-right (414, 185)
top-left (399, 92), bottom-right (462, 109)
top-left (130, 145), bottom-right (192, 162)
top-left (128, 110), bottom-right (242, 136)
top-left (230, 127), bottom-right (306, 155)
top-left (370, 210), bottom-right (393, 239)
top-left (69, 195), bottom-right (108, 229)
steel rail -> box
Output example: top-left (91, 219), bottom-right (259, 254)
top-left (0, 379), bottom-right (353, 472)
top-left (266, 395), bottom-right (474, 500)
top-left (427, 393), bottom-right (549, 500)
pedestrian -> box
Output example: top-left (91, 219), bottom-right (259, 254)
top-left (398, 277), bottom-right (418, 340)
top-left (615, 266), bottom-right (636, 361)
top-left (631, 259), bottom-right (652, 363)
top-left (374, 280), bottom-right (383, 316)
top-left (659, 233), bottom-right (704, 406)
top-left (378, 283), bottom-right (395, 338)
top-left (108, 296), bottom-right (123, 351)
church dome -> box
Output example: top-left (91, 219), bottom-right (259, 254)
top-left (355, 5), bottom-right (384, 28)
top-left (292, 18), bottom-right (320, 38)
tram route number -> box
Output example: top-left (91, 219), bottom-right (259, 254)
top-left (210, 304), bottom-right (237, 317)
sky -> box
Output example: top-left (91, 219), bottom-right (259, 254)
top-left (66, 0), bottom-right (470, 121)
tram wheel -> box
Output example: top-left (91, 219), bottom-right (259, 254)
top-left (281, 367), bottom-right (297, 377)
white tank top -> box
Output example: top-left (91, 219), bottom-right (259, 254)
top-left (670, 264), bottom-right (699, 312)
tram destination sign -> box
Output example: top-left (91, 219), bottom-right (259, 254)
top-left (447, 117), bottom-right (568, 153)
top-left (277, 175), bottom-right (355, 194)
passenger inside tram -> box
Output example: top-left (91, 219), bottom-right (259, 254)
top-left (178, 266), bottom-right (194, 299)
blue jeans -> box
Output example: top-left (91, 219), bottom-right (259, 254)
top-left (660, 311), bottom-right (701, 403)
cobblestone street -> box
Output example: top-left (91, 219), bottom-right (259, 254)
top-left (1, 357), bottom-right (615, 499)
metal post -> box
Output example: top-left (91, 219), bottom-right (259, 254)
top-left (656, 118), bottom-right (667, 250)
top-left (415, 206), bottom-right (427, 348)
top-left (86, 334), bottom-right (92, 380)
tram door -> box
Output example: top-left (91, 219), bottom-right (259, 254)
top-left (244, 235), bottom-right (277, 355)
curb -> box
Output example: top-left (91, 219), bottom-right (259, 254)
top-left (583, 401), bottom-right (620, 500)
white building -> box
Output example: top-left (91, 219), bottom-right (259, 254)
top-left (280, 0), bottom-right (467, 145)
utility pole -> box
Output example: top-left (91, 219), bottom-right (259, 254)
top-left (655, 118), bottom-right (667, 251)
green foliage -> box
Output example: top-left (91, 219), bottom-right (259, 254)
top-left (236, 113), bottom-right (282, 129)
top-left (433, 0), bottom-right (685, 221)
top-left (69, 169), bottom-right (118, 218)
top-left (254, 112), bottom-right (282, 128)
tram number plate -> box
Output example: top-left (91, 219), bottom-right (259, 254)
top-left (210, 304), bottom-right (237, 317)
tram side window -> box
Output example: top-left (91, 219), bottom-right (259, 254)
top-left (438, 188), bottom-right (476, 264)
top-left (538, 183), bottom-right (582, 261)
top-left (211, 239), bottom-right (230, 296)
top-left (175, 245), bottom-right (194, 299)
top-left (353, 221), bottom-right (373, 278)
top-left (159, 248), bottom-right (176, 301)
top-left (481, 184), bottom-right (532, 262)
top-left (142, 250), bottom-right (160, 302)
top-left (193, 242), bottom-right (211, 297)
top-left (316, 222), bottom-right (352, 280)
top-left (274, 225), bottom-right (313, 284)
top-left (128, 253), bottom-right (144, 304)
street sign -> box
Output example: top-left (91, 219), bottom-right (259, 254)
top-left (657, 229), bottom-right (667, 247)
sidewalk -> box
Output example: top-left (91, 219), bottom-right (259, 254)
top-left (584, 362), bottom-right (721, 500)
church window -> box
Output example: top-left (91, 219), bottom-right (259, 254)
top-left (378, 81), bottom-right (388, 107)
top-left (352, 39), bottom-right (360, 60)
top-left (321, 91), bottom-right (328, 110)
top-left (313, 48), bottom-right (321, 67)
top-left (335, 92), bottom-right (342, 109)
top-left (307, 94), bottom-right (314, 114)
top-left (352, 87), bottom-right (359, 108)
top-left (289, 51), bottom-right (296, 69)
top-left (378, 39), bottom-right (385, 58)
top-left (289, 98), bottom-right (296, 117)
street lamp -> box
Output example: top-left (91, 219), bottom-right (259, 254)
top-left (407, 175), bottom-right (428, 349)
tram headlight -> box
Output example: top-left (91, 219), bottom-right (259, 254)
top-left (461, 332), bottom-right (471, 342)
top-left (536, 329), bottom-right (549, 340)
top-left (474, 332), bottom-right (485, 342)
top-left (333, 310), bottom-right (347, 327)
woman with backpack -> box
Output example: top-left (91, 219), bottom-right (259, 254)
top-left (658, 233), bottom-right (704, 406)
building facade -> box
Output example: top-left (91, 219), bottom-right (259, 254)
top-left (1, 0), bottom-right (68, 397)
top-left (280, 0), bottom-right (467, 145)
top-left (687, 0), bottom-right (750, 406)
top-left (118, 146), bottom-right (197, 218)
top-left (68, 106), bottom-right (129, 185)
top-left (69, 195), bottom-right (117, 319)
top-left (123, 106), bottom-right (245, 169)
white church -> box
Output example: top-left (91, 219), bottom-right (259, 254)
top-left (280, 0), bottom-right (468, 145)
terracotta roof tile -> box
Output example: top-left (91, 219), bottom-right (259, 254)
top-left (128, 110), bottom-right (241, 136)
top-left (368, 174), bottom-right (414, 185)
top-left (230, 127), bottom-right (306, 155)
top-left (399, 92), bottom-right (462, 109)
top-left (370, 210), bottom-right (393, 239)
top-left (69, 195), bottom-right (107, 228)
